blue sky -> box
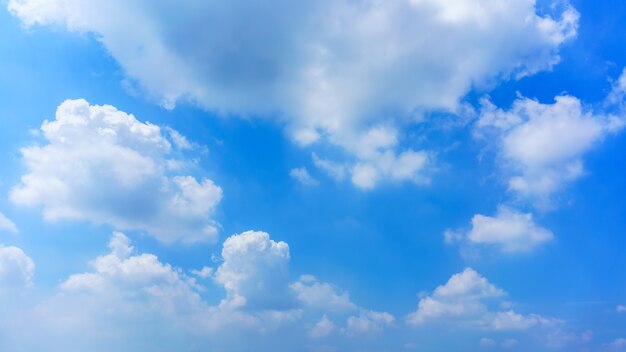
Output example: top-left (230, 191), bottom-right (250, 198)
top-left (0, 1), bottom-right (625, 351)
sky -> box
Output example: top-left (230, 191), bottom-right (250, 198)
top-left (0, 0), bottom-right (625, 351)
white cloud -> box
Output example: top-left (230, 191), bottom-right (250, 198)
top-left (291, 275), bottom-right (357, 312)
top-left (0, 213), bottom-right (18, 234)
top-left (0, 230), bottom-right (400, 351)
top-left (0, 245), bottom-right (34, 291)
top-left (10, 99), bottom-right (222, 243)
top-left (290, 167), bottom-right (319, 186)
top-left (407, 268), bottom-right (553, 332)
top-left (309, 315), bottom-right (335, 338)
top-left (617, 305), bottom-right (626, 313)
top-left (490, 310), bottom-right (556, 331)
top-left (407, 268), bottom-right (504, 325)
top-left (463, 206), bottom-right (553, 253)
top-left (608, 68), bottom-right (626, 106)
top-left (345, 310), bottom-right (395, 336)
top-left (215, 230), bottom-right (295, 311)
top-left (9, 0), bottom-right (578, 188)
top-left (477, 95), bottom-right (624, 208)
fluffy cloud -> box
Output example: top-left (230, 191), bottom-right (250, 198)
top-left (215, 230), bottom-right (295, 310)
top-left (10, 99), bottom-right (222, 243)
top-left (407, 268), bottom-right (553, 331)
top-left (0, 231), bottom-right (397, 351)
top-left (477, 95), bottom-right (624, 208)
top-left (407, 268), bottom-right (504, 325)
top-left (446, 206), bottom-right (553, 253)
top-left (0, 245), bottom-right (34, 291)
top-left (8, 0), bottom-right (578, 188)
top-left (291, 275), bottom-right (357, 312)
top-left (0, 213), bottom-right (18, 234)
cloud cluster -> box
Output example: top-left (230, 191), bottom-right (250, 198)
top-left (0, 231), bottom-right (396, 351)
top-left (407, 268), bottom-right (556, 331)
top-left (477, 95), bottom-right (624, 208)
top-left (10, 99), bottom-right (222, 243)
top-left (8, 0), bottom-right (579, 188)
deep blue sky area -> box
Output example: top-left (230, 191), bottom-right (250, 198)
top-left (1, 2), bottom-right (625, 351)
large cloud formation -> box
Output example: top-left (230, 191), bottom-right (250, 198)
top-left (8, 0), bottom-right (579, 188)
top-left (2, 231), bottom-right (395, 352)
top-left (10, 99), bottom-right (222, 243)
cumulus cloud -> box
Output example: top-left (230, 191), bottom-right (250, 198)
top-left (0, 230), bottom-right (398, 351)
top-left (215, 230), bottom-right (295, 310)
top-left (446, 206), bottom-right (553, 253)
top-left (10, 99), bottom-right (222, 243)
top-left (8, 0), bottom-right (578, 188)
top-left (0, 213), bottom-right (18, 234)
top-left (477, 95), bottom-right (624, 208)
top-left (0, 245), bottom-right (34, 291)
top-left (407, 268), bottom-right (553, 331)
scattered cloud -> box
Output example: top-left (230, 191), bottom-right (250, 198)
top-left (291, 275), bottom-right (357, 313)
top-left (446, 206), bottom-right (553, 253)
top-left (477, 95), bottom-right (624, 208)
top-left (407, 268), bottom-right (555, 332)
top-left (345, 310), bottom-right (395, 336)
top-left (0, 245), bottom-right (34, 291)
top-left (290, 167), bottom-right (319, 186)
top-left (10, 99), bottom-right (222, 243)
top-left (617, 305), bottom-right (626, 313)
top-left (0, 213), bottom-right (18, 234)
top-left (309, 315), bottom-right (335, 338)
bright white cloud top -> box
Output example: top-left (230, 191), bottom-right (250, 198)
top-left (407, 268), bottom-right (556, 331)
top-left (10, 99), bottom-right (222, 243)
top-left (1, 231), bottom-right (397, 351)
top-left (8, 0), bottom-right (579, 189)
top-left (446, 206), bottom-right (554, 253)
top-left (478, 95), bottom-right (624, 208)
